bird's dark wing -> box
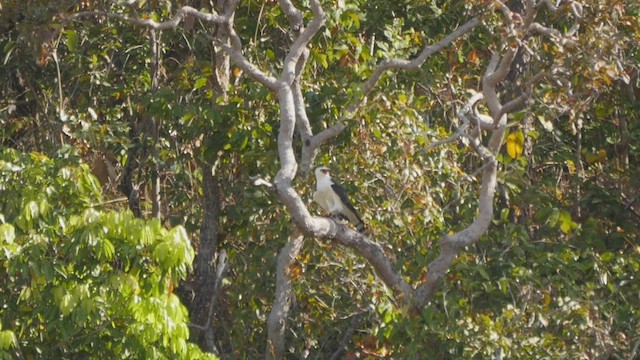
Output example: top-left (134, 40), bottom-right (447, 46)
top-left (331, 182), bottom-right (365, 231)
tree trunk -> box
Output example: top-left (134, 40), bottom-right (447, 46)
top-left (190, 162), bottom-right (222, 353)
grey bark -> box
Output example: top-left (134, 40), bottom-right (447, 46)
top-left (265, 229), bottom-right (304, 360)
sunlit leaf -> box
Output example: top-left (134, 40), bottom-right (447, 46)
top-left (193, 77), bottom-right (208, 90)
top-left (0, 223), bottom-right (15, 244)
top-left (505, 130), bottom-right (525, 159)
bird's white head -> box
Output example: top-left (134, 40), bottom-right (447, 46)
top-left (315, 166), bottom-right (331, 180)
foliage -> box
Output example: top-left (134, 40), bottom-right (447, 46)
top-left (1, 0), bottom-right (639, 358)
top-left (0, 148), bottom-right (215, 359)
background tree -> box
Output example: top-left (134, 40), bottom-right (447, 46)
top-left (1, 0), bottom-right (638, 358)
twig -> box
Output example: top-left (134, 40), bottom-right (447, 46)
top-left (98, 197), bottom-right (129, 206)
top-left (422, 129), bottom-right (466, 152)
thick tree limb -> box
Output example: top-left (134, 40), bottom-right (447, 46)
top-left (219, 43), bottom-right (280, 89)
top-left (277, 0), bottom-right (303, 31)
top-left (282, 0), bottom-right (325, 85)
top-left (301, 122), bottom-right (348, 175)
top-left (412, 0), bottom-right (565, 308)
top-left (265, 229), bottom-right (305, 360)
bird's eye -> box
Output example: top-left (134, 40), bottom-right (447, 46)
top-left (321, 169), bottom-right (329, 174)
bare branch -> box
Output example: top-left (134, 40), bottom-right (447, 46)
top-left (251, 176), bottom-right (275, 190)
top-left (529, 22), bottom-right (562, 37)
top-left (495, 0), bottom-right (515, 23)
top-left (536, 0), bottom-right (582, 36)
top-left (422, 93), bottom-right (484, 152)
top-left (220, 43), bottom-right (280, 89)
top-left (299, 122), bottom-right (347, 174)
top-left (485, 49), bottom-right (516, 87)
top-left (499, 70), bottom-right (549, 116)
top-left (483, 50), bottom-right (516, 117)
top-left (188, 250), bottom-right (230, 354)
top-left (356, 17), bottom-right (481, 111)
top-left (523, 0), bottom-right (538, 27)
top-left (64, 6), bottom-right (227, 29)
top-left (537, 0), bottom-right (560, 12)
top-left (277, 0), bottom-right (304, 31)
top-left (282, 0), bottom-right (326, 84)
top-left (422, 128), bottom-right (466, 153)
top-left (266, 230), bottom-right (305, 360)
top-left (203, 250), bottom-right (230, 353)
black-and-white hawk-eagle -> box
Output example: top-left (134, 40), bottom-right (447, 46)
top-left (313, 166), bottom-right (365, 232)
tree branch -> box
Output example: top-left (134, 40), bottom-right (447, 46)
top-left (266, 229), bottom-right (305, 360)
top-left (329, 314), bottom-right (361, 360)
top-left (412, 0), bottom-right (556, 308)
top-left (64, 6), bottom-right (228, 29)
top-left (355, 17), bottom-right (481, 113)
top-left (299, 17), bottom-right (483, 176)
top-left (282, 0), bottom-right (326, 85)
top-left (277, 0), bottom-right (303, 32)
top-left (188, 250), bottom-right (230, 354)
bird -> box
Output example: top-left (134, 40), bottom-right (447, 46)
top-left (313, 166), bottom-right (365, 232)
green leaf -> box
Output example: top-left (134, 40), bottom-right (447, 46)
top-left (100, 238), bottom-right (115, 260)
top-left (500, 208), bottom-right (510, 222)
top-left (0, 330), bottom-right (17, 350)
top-left (558, 210), bottom-right (578, 234)
top-left (60, 293), bottom-right (74, 316)
top-left (0, 223), bottom-right (15, 244)
top-left (3, 41), bottom-right (16, 65)
top-left (65, 30), bottom-right (79, 52)
top-left (240, 134), bottom-right (249, 150)
top-left (600, 252), bottom-right (614, 263)
top-left (154, 241), bottom-right (169, 263)
top-left (534, 207), bottom-right (554, 222)
top-left (347, 12), bottom-right (360, 29)
top-left (194, 77), bottom-right (208, 90)
top-left (266, 49), bottom-right (275, 60)
top-left (313, 51), bottom-right (328, 69)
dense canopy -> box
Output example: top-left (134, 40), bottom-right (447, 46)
top-left (1, 0), bottom-right (638, 359)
